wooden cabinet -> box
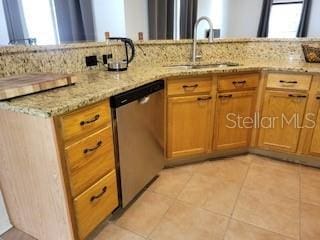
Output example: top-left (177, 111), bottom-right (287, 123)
top-left (213, 91), bottom-right (256, 150)
top-left (56, 101), bottom-right (118, 239)
top-left (258, 91), bottom-right (308, 153)
top-left (266, 73), bottom-right (312, 91)
top-left (167, 95), bottom-right (212, 158)
top-left (307, 96), bottom-right (320, 156)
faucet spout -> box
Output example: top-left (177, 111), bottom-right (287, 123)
top-left (192, 16), bottom-right (214, 64)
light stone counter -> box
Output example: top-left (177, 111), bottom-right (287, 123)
top-left (0, 61), bottom-right (320, 118)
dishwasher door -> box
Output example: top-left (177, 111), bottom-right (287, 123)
top-left (113, 89), bottom-right (164, 207)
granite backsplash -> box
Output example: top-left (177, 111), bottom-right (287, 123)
top-left (0, 38), bottom-right (320, 78)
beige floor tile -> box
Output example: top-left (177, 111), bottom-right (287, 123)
top-left (149, 167), bottom-right (192, 198)
top-left (252, 157), bottom-right (299, 174)
top-left (178, 173), bottom-right (241, 216)
top-left (0, 228), bottom-right (35, 240)
top-left (149, 201), bottom-right (229, 240)
top-left (192, 158), bottom-right (249, 183)
top-left (244, 164), bottom-right (300, 200)
top-left (233, 188), bottom-right (299, 239)
top-left (301, 203), bottom-right (320, 240)
top-left (115, 191), bottom-right (173, 237)
top-left (301, 166), bottom-right (320, 206)
top-left (93, 224), bottom-right (144, 240)
top-left (225, 220), bottom-right (293, 240)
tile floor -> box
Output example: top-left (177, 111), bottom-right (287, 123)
top-left (93, 154), bottom-right (320, 240)
top-left (1, 154), bottom-right (320, 240)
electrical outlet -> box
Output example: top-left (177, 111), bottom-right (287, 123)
top-left (85, 56), bottom-right (98, 67)
top-left (103, 54), bottom-right (112, 64)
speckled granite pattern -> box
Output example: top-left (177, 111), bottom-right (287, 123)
top-left (1, 39), bottom-right (320, 77)
top-left (1, 60), bottom-right (320, 118)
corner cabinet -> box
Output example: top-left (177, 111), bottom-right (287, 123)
top-left (258, 73), bottom-right (312, 153)
top-left (258, 91), bottom-right (308, 152)
top-left (0, 100), bottom-right (119, 240)
top-left (166, 76), bottom-right (213, 159)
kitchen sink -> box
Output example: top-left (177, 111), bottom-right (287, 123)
top-left (164, 62), bottom-right (240, 70)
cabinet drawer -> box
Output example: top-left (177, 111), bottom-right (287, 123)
top-left (60, 101), bottom-right (110, 144)
top-left (217, 73), bottom-right (259, 92)
top-left (167, 77), bottom-right (212, 96)
top-left (65, 126), bottom-right (115, 197)
top-left (74, 170), bottom-right (118, 240)
top-left (267, 73), bottom-right (312, 91)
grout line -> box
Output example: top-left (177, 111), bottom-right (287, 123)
top-left (222, 155), bottom-right (253, 239)
top-left (234, 219), bottom-right (297, 240)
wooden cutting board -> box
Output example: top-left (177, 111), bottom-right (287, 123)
top-left (0, 73), bottom-right (77, 100)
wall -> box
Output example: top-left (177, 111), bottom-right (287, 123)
top-left (0, 0), bottom-right (9, 45)
top-left (124, 0), bottom-right (149, 40)
top-left (92, 0), bottom-right (126, 41)
top-left (308, 0), bottom-right (320, 37)
top-left (0, 190), bottom-right (12, 235)
top-left (222, 0), bottom-right (263, 37)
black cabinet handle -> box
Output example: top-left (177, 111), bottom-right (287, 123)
top-left (280, 80), bottom-right (298, 84)
top-left (80, 114), bottom-right (100, 126)
top-left (197, 96), bottom-right (212, 101)
top-left (83, 141), bottom-right (102, 154)
top-left (316, 96), bottom-right (320, 100)
top-left (232, 80), bottom-right (246, 85)
top-left (218, 94), bottom-right (233, 98)
top-left (288, 94), bottom-right (307, 98)
top-left (90, 186), bottom-right (107, 202)
top-left (182, 84), bottom-right (198, 89)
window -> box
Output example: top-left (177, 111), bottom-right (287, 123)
top-left (268, 0), bottom-right (303, 38)
top-left (21, 0), bottom-right (59, 45)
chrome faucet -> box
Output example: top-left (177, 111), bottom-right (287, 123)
top-left (192, 16), bottom-right (214, 64)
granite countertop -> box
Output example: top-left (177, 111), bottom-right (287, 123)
top-left (1, 61), bottom-right (320, 118)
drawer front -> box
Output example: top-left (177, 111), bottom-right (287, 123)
top-left (74, 170), bottom-right (118, 240)
top-left (65, 126), bottom-right (115, 197)
top-left (61, 101), bottom-right (110, 143)
top-left (167, 77), bottom-right (212, 96)
top-left (267, 73), bottom-right (312, 91)
top-left (218, 73), bottom-right (259, 92)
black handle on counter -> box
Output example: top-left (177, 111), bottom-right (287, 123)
top-left (90, 186), bottom-right (107, 202)
top-left (280, 80), bottom-right (298, 84)
top-left (232, 80), bottom-right (246, 85)
top-left (80, 114), bottom-right (100, 126)
top-left (83, 141), bottom-right (102, 154)
top-left (218, 94), bottom-right (233, 99)
top-left (288, 94), bottom-right (307, 98)
top-left (182, 84), bottom-right (199, 89)
top-left (197, 96), bottom-right (212, 101)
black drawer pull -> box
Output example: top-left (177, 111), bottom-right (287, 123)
top-left (288, 94), bottom-right (307, 98)
top-left (219, 94), bottom-right (233, 98)
top-left (182, 84), bottom-right (198, 89)
top-left (197, 96), bottom-right (212, 101)
top-left (90, 186), bottom-right (107, 202)
top-left (80, 114), bottom-right (100, 126)
top-left (232, 80), bottom-right (246, 85)
top-left (83, 141), bottom-right (102, 154)
top-left (316, 96), bottom-right (320, 100)
top-left (280, 80), bottom-right (298, 84)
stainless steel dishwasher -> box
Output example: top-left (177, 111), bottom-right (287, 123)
top-left (110, 80), bottom-right (165, 207)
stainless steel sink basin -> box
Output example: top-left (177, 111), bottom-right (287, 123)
top-left (164, 62), bottom-right (240, 70)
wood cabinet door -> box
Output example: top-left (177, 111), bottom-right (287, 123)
top-left (258, 91), bottom-right (308, 153)
top-left (309, 97), bottom-right (320, 156)
top-left (213, 91), bottom-right (256, 150)
top-left (167, 95), bottom-right (212, 159)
